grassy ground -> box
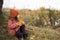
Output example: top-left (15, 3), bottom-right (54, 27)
top-left (1, 25), bottom-right (60, 40)
top-left (0, 8), bottom-right (60, 40)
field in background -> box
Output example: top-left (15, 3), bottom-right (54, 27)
top-left (0, 7), bottom-right (60, 40)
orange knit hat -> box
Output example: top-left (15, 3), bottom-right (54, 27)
top-left (10, 9), bottom-right (19, 17)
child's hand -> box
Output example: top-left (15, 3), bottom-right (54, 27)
top-left (16, 23), bottom-right (21, 26)
top-left (17, 22), bottom-right (24, 26)
top-left (16, 23), bottom-right (19, 25)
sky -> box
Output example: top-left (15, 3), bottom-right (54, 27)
top-left (3, 0), bottom-right (60, 10)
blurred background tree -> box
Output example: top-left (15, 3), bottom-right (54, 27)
top-left (0, 0), bottom-right (4, 26)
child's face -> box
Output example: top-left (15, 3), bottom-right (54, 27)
top-left (17, 15), bottom-right (20, 20)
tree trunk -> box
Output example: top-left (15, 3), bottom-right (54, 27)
top-left (48, 9), bottom-right (55, 27)
top-left (48, 9), bottom-right (53, 26)
top-left (0, 0), bottom-right (4, 26)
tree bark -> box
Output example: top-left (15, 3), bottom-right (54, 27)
top-left (0, 0), bottom-right (4, 26)
top-left (48, 9), bottom-right (53, 26)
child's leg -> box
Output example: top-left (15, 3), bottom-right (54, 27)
top-left (16, 33), bottom-right (22, 40)
top-left (20, 25), bottom-right (29, 40)
top-left (23, 33), bottom-right (29, 40)
top-left (16, 28), bottom-right (23, 40)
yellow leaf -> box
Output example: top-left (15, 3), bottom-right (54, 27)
top-left (18, 19), bottom-right (23, 24)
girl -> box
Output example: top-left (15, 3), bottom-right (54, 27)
top-left (8, 9), bottom-right (28, 40)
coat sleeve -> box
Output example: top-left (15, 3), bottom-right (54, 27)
top-left (8, 20), bottom-right (18, 29)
